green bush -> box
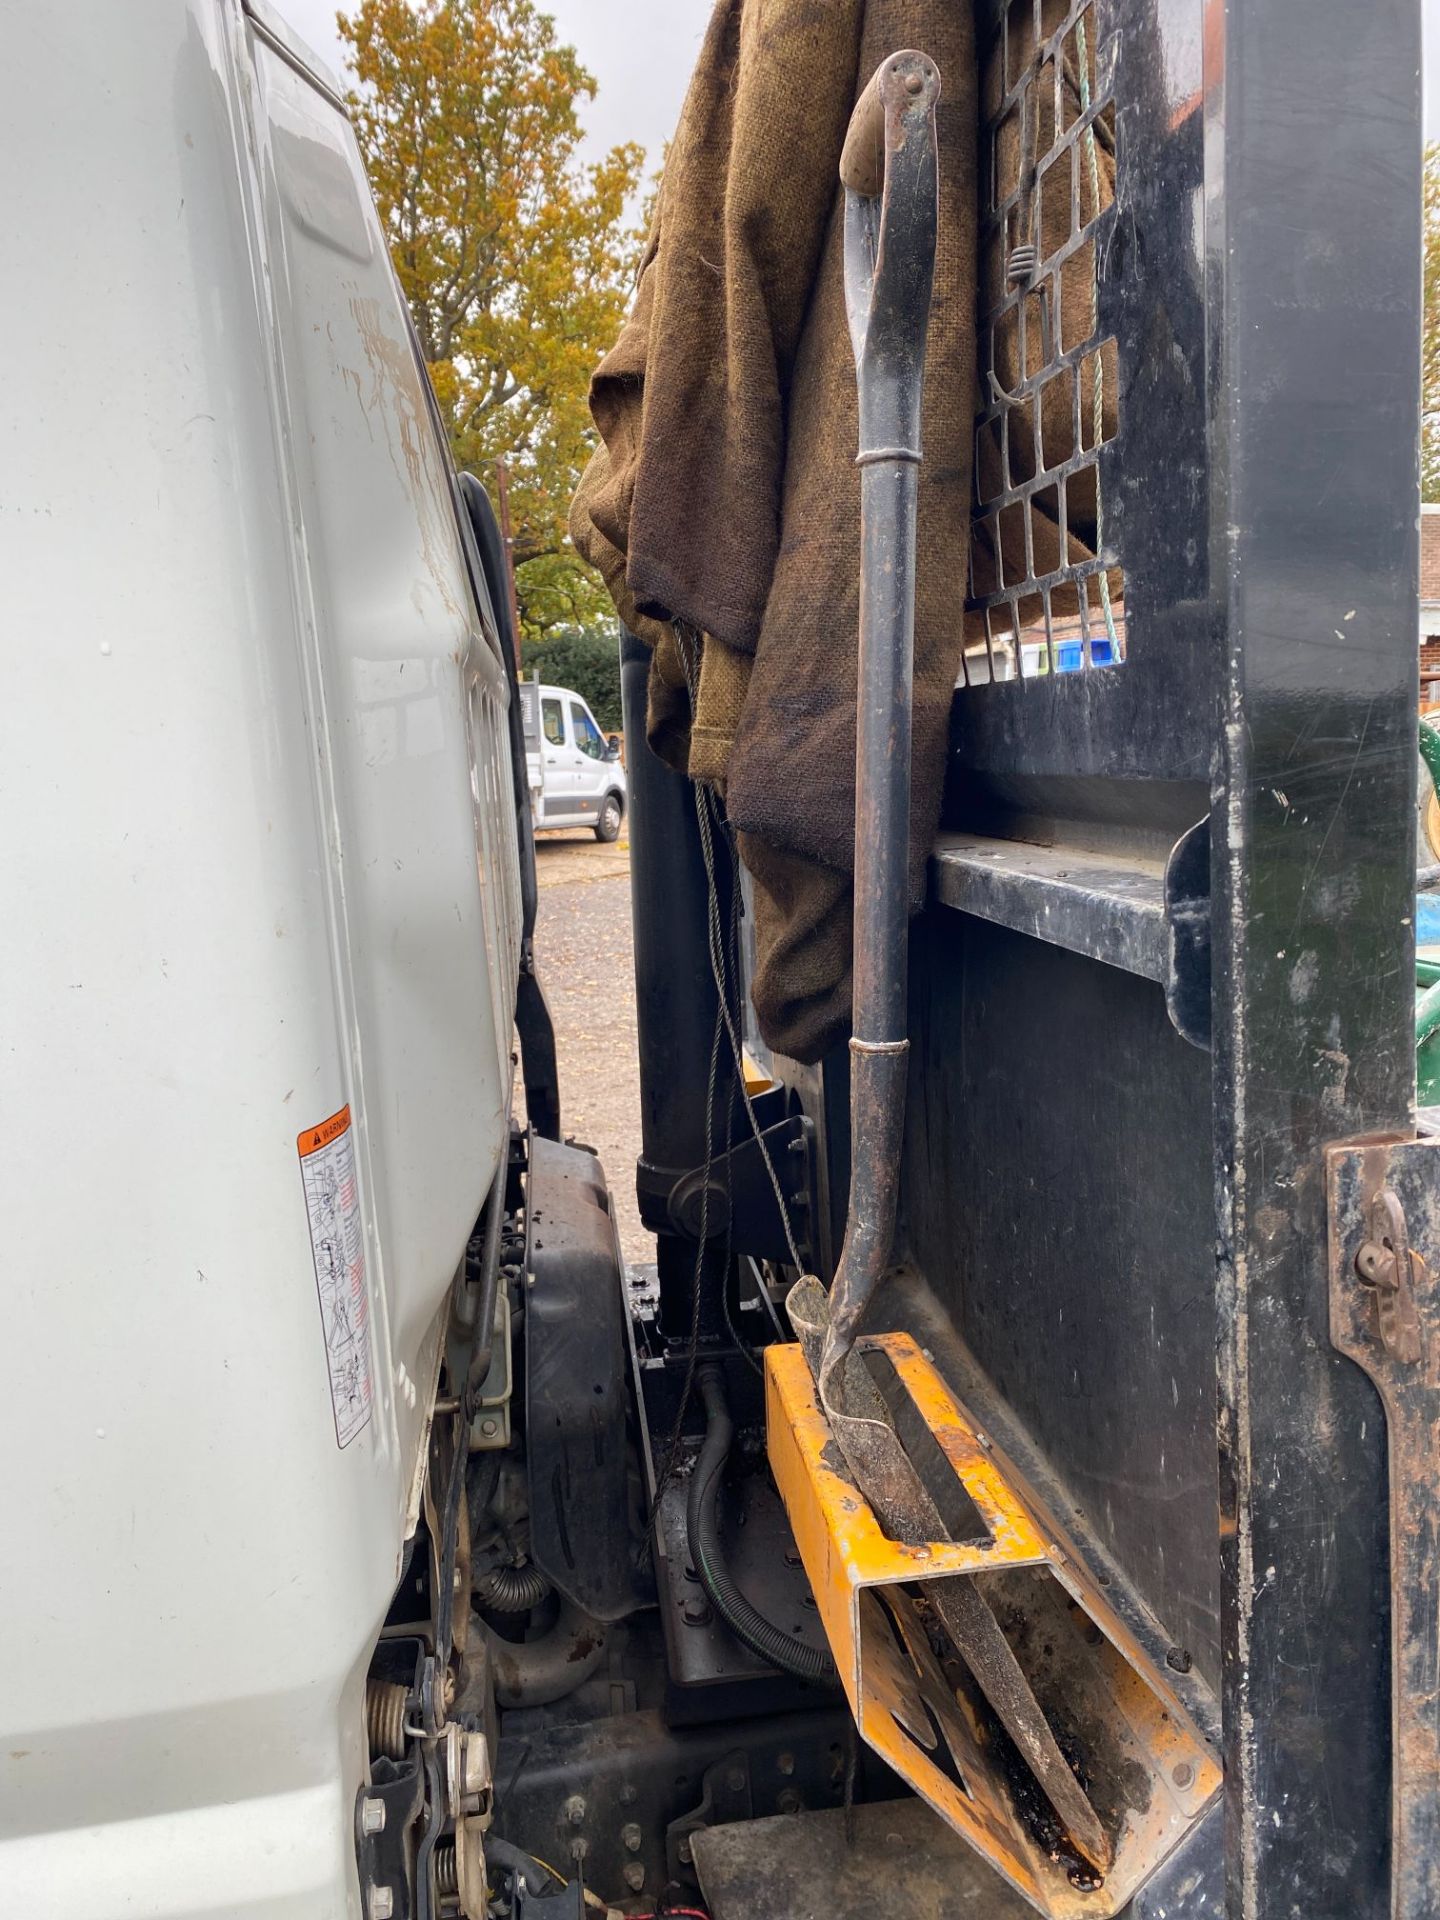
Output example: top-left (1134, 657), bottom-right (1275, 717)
top-left (519, 626), bottom-right (624, 733)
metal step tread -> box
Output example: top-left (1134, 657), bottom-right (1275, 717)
top-left (930, 832), bottom-right (1168, 982)
top-left (691, 1796), bottom-right (1034, 1919)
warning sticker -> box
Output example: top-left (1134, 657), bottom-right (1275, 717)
top-left (297, 1104), bottom-right (373, 1448)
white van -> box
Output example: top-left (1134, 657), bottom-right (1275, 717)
top-left (520, 679), bottom-right (627, 841)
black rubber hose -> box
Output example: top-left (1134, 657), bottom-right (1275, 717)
top-left (686, 1363), bottom-right (835, 1684)
top-left (473, 1560), bottom-right (551, 1613)
top-left (482, 1837), bottom-right (564, 1896)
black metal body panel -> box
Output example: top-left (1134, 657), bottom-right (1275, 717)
top-left (524, 1135), bottom-right (647, 1622)
top-left (903, 912), bottom-right (1219, 1689)
top-left (495, 1702), bottom-right (879, 1909)
top-left (620, 630), bottom-right (741, 1341)
top-left (881, 0), bottom-right (1423, 1908)
top-left (1205, 0), bottom-right (1422, 1906)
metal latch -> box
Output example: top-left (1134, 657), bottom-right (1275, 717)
top-left (1353, 1185), bottom-right (1424, 1364)
top-left (1327, 1138), bottom-right (1440, 1920)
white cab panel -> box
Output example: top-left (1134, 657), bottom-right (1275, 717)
top-left (0, 3), bottom-right (516, 1912)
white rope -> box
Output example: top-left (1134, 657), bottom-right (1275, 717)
top-left (1075, 12), bottom-right (1119, 657)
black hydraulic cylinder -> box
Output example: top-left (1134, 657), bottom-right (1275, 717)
top-left (620, 629), bottom-right (736, 1341)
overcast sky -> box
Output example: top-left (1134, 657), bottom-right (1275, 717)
top-left (278, 0), bottom-right (708, 169)
top-left (281, 0), bottom-right (1438, 181)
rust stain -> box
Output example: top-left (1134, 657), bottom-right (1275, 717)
top-left (347, 295), bottom-right (462, 622)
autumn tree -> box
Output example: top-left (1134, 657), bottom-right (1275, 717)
top-left (520, 629), bottom-right (622, 731)
top-left (1425, 142), bottom-right (1439, 504)
top-left (339, 0), bottom-right (644, 633)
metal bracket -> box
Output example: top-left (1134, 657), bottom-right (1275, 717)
top-left (354, 1756), bottom-right (425, 1920)
top-left (467, 1292), bottom-right (512, 1452)
top-left (636, 1097), bottom-right (814, 1268)
top-left (666, 1750), bottom-right (755, 1884)
top-left (1327, 1136), bottom-right (1440, 1920)
top-left (1163, 818), bottom-right (1210, 1050)
top-left (444, 1722), bottom-right (492, 1917)
top-left (766, 1334), bottom-right (1220, 1916)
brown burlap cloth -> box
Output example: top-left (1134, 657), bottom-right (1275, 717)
top-left (570, 0), bottom-right (1113, 1063)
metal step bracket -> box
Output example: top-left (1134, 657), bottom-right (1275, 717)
top-left (1326, 1136), bottom-right (1440, 1920)
top-left (766, 1334), bottom-right (1220, 1916)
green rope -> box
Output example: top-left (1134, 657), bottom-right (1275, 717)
top-left (1074, 14), bottom-right (1118, 658)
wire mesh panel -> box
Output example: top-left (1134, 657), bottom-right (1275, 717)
top-left (966, 0), bottom-right (1122, 686)
top-left (943, 0), bottom-right (1210, 789)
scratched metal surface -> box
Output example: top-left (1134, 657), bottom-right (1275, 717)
top-left (1206, 0), bottom-right (1422, 1907)
top-left (902, 911), bottom-right (1220, 1691)
top-left (899, 0), bottom-right (1424, 1909)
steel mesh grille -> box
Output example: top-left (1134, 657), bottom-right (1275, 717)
top-left (964, 0), bottom-right (1125, 686)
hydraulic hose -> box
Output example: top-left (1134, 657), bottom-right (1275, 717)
top-left (473, 1560), bottom-right (551, 1613)
top-left (481, 1838), bottom-right (563, 1897)
top-left (686, 1364), bottom-right (835, 1684)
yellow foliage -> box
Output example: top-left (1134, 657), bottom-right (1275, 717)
top-left (339, 0), bottom-right (646, 622)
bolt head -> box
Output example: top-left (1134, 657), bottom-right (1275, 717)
top-left (726, 1766), bottom-right (746, 1794)
top-left (1166, 1645), bottom-right (1193, 1674)
top-left (621, 1822), bottom-right (643, 1852)
top-left (677, 1837), bottom-right (693, 1866)
top-left (369, 1892), bottom-right (395, 1920)
top-left (681, 1596), bottom-right (713, 1627)
top-left (361, 1797), bottom-right (386, 1836)
top-left (564, 1793), bottom-right (587, 1827)
top-left (480, 1417), bottom-right (498, 1437)
top-left (623, 1862), bottom-right (646, 1892)
top-left (1172, 1761), bottom-right (1195, 1789)
top-left (776, 1751), bottom-right (795, 1777)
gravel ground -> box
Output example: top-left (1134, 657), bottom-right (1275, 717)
top-left (524, 829), bottom-right (649, 1264)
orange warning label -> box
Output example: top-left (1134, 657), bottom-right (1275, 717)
top-left (296, 1103), bottom-right (372, 1448)
top-left (299, 1105), bottom-right (352, 1157)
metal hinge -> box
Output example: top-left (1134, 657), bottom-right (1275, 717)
top-left (1327, 1137), bottom-right (1440, 1920)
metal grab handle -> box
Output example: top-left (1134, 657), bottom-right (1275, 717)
top-left (820, 50), bottom-right (940, 1374)
top-left (789, 70), bottom-right (1116, 1872)
top-left (838, 60), bottom-right (894, 196)
top-left (791, 63), bottom-right (1113, 1872)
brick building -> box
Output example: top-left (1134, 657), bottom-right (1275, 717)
top-left (1423, 504), bottom-right (1440, 703)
